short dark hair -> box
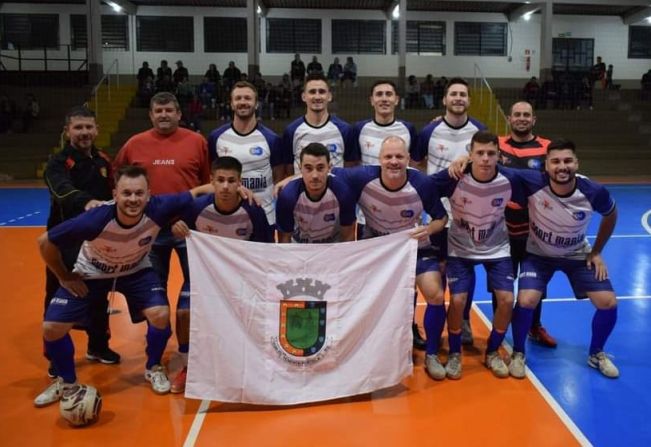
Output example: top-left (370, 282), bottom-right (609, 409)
top-left (444, 77), bottom-right (469, 96)
top-left (509, 100), bottom-right (534, 115)
top-left (304, 73), bottom-right (329, 89)
top-left (470, 130), bottom-right (499, 150)
top-left (150, 92), bottom-right (180, 111)
top-left (370, 80), bottom-right (398, 96)
top-left (115, 165), bottom-right (149, 185)
top-left (211, 156), bottom-right (242, 175)
top-left (300, 142), bottom-right (330, 164)
top-left (547, 138), bottom-right (577, 154)
top-left (64, 106), bottom-right (95, 126)
top-left (231, 81), bottom-right (258, 100)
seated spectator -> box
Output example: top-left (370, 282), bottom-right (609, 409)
top-left (405, 75), bottom-right (420, 109)
top-left (327, 57), bottom-right (343, 87)
top-left (540, 73), bottom-right (558, 109)
top-left (275, 84), bottom-right (292, 119)
top-left (173, 61), bottom-right (190, 86)
top-left (307, 56), bottom-right (324, 76)
top-left (137, 62), bottom-right (154, 87)
top-left (156, 60), bottom-right (172, 83)
top-left (605, 64), bottom-right (616, 90)
top-left (156, 74), bottom-right (175, 93)
top-left (205, 63), bottom-right (221, 84)
top-left (522, 76), bottom-right (540, 108)
top-left (433, 78), bottom-right (445, 109)
top-left (197, 76), bottom-right (216, 109)
top-left (176, 76), bottom-right (194, 108)
top-left (138, 75), bottom-right (155, 107)
top-left (21, 93), bottom-right (39, 132)
top-left (421, 74), bottom-right (435, 109)
top-left (223, 61), bottom-right (241, 90)
top-left (261, 82), bottom-right (275, 120)
top-left (184, 94), bottom-right (204, 132)
top-left (590, 56), bottom-right (606, 89)
top-left (642, 69), bottom-right (651, 101)
top-left (342, 56), bottom-right (357, 87)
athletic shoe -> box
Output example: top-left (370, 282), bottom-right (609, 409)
top-left (412, 323), bottom-right (426, 351)
top-left (509, 352), bottom-right (526, 379)
top-left (528, 326), bottom-right (557, 348)
top-left (588, 352), bottom-right (619, 378)
top-left (445, 353), bottom-right (463, 380)
top-left (86, 347), bottom-right (121, 364)
top-left (171, 367), bottom-right (188, 394)
top-left (485, 351), bottom-right (509, 378)
top-left (145, 365), bottom-right (171, 394)
top-left (34, 377), bottom-right (76, 407)
top-left (47, 362), bottom-right (57, 379)
top-left (461, 319), bottom-right (473, 345)
top-left (425, 354), bottom-right (446, 380)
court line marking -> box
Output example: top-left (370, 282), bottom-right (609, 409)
top-left (183, 399), bottom-right (211, 447)
top-left (472, 304), bottom-right (593, 447)
top-left (642, 210), bottom-right (651, 236)
top-left (0, 210), bottom-right (41, 226)
top-left (472, 295), bottom-right (651, 305)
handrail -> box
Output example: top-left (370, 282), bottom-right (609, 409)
top-left (473, 63), bottom-right (509, 136)
top-left (87, 59), bottom-right (120, 121)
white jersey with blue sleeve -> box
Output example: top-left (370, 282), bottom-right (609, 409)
top-left (524, 174), bottom-right (616, 260)
top-left (334, 166), bottom-right (445, 249)
top-left (47, 193), bottom-right (193, 279)
top-left (282, 115), bottom-right (352, 171)
top-left (433, 166), bottom-right (525, 260)
top-left (276, 174), bottom-right (356, 243)
top-left (349, 119), bottom-right (417, 166)
top-left (181, 194), bottom-right (272, 242)
top-left (207, 123), bottom-right (283, 224)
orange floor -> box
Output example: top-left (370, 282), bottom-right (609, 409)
top-left (1, 227), bottom-right (581, 446)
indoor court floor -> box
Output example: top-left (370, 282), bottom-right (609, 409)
top-left (0, 184), bottom-right (649, 447)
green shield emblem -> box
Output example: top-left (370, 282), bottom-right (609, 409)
top-left (279, 300), bottom-right (327, 357)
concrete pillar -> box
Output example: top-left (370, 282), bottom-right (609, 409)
top-left (247, 0), bottom-right (260, 79)
top-left (86, 0), bottom-right (103, 84)
top-left (539, 0), bottom-right (553, 81)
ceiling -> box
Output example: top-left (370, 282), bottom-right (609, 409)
top-left (3, 0), bottom-right (649, 19)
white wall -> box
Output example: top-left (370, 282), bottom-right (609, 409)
top-left (1, 3), bottom-right (649, 80)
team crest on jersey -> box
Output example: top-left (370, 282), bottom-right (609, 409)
top-left (461, 196), bottom-right (472, 206)
top-left (436, 144), bottom-right (446, 152)
top-left (99, 245), bottom-right (117, 254)
top-left (491, 198), bottom-right (504, 207)
top-left (540, 199), bottom-right (553, 210)
top-left (236, 227), bottom-right (248, 236)
top-left (249, 146), bottom-right (264, 156)
top-left (138, 236), bottom-right (152, 246)
top-left (272, 278), bottom-right (332, 365)
top-left (327, 144), bottom-right (338, 153)
top-left (323, 213), bottom-right (335, 222)
top-left (400, 209), bottom-right (415, 218)
top-left (527, 159), bottom-right (542, 170)
top-left (573, 211), bottom-right (586, 221)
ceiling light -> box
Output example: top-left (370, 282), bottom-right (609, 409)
top-left (392, 4), bottom-right (400, 19)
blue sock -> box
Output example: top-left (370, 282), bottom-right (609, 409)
top-left (589, 307), bottom-right (617, 355)
top-left (463, 276), bottom-right (476, 320)
top-left (448, 332), bottom-right (462, 354)
top-left (487, 328), bottom-right (506, 353)
top-left (44, 334), bottom-right (76, 384)
top-left (424, 304), bottom-right (446, 355)
top-left (145, 324), bottom-right (172, 370)
top-left (179, 343), bottom-right (189, 354)
top-left (512, 305), bottom-right (534, 354)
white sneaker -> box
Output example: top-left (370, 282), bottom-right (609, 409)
top-left (445, 353), bottom-right (463, 380)
top-left (425, 354), bottom-right (446, 380)
top-left (509, 352), bottom-right (527, 379)
top-left (588, 352), bottom-right (619, 378)
top-left (34, 377), bottom-right (76, 407)
top-left (485, 351), bottom-right (509, 378)
top-left (461, 319), bottom-right (474, 345)
top-left (145, 365), bottom-right (171, 394)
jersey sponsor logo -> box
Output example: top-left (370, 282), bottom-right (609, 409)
top-left (436, 143), bottom-right (446, 152)
top-left (272, 278), bottom-right (332, 365)
top-left (138, 236), bottom-right (152, 247)
top-left (51, 297), bottom-right (68, 305)
top-left (327, 143), bottom-right (338, 153)
top-left (100, 245), bottom-right (117, 254)
top-left (491, 198), bottom-right (504, 207)
top-left (531, 221), bottom-right (585, 247)
top-left (241, 177), bottom-right (268, 190)
top-left (519, 271), bottom-right (538, 278)
top-left (539, 199), bottom-right (553, 210)
top-left (527, 159), bottom-right (542, 170)
top-left (152, 159), bottom-right (176, 165)
top-left (573, 211), bottom-right (586, 221)
top-left (249, 146), bottom-right (264, 156)
top-left (400, 209), bottom-right (415, 218)
top-left (459, 196), bottom-right (472, 206)
top-left (323, 213), bottom-right (336, 222)
top-left (236, 227), bottom-right (248, 236)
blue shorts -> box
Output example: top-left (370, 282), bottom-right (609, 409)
top-left (44, 268), bottom-right (168, 325)
top-left (446, 256), bottom-right (514, 295)
top-left (518, 254), bottom-right (614, 298)
top-left (416, 248), bottom-right (440, 276)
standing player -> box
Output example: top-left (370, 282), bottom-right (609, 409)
top-left (276, 143), bottom-right (356, 244)
top-left (114, 92), bottom-right (211, 380)
top-left (208, 81), bottom-right (288, 226)
top-left (413, 77), bottom-right (487, 346)
top-left (433, 131), bottom-right (526, 379)
top-left (281, 73), bottom-right (353, 172)
top-left (169, 156), bottom-right (273, 393)
top-left (37, 107), bottom-right (117, 404)
top-left (508, 139), bottom-right (619, 379)
top-left (36, 166), bottom-right (211, 410)
top-left (334, 137), bottom-right (449, 376)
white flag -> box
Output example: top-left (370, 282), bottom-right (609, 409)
top-left (185, 230), bottom-right (417, 405)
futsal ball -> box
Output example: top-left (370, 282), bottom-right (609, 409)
top-left (59, 384), bottom-right (102, 427)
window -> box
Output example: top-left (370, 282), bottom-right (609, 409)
top-left (332, 20), bottom-right (385, 54)
top-left (552, 38), bottom-right (594, 71)
top-left (454, 22), bottom-right (506, 56)
top-left (1, 14), bottom-right (58, 50)
top-left (204, 17), bottom-right (247, 52)
top-left (71, 15), bottom-right (129, 51)
top-left (136, 16), bottom-right (193, 52)
top-left (629, 26), bottom-right (651, 59)
top-left (266, 18), bottom-right (320, 53)
top-left (391, 21), bottom-right (445, 55)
